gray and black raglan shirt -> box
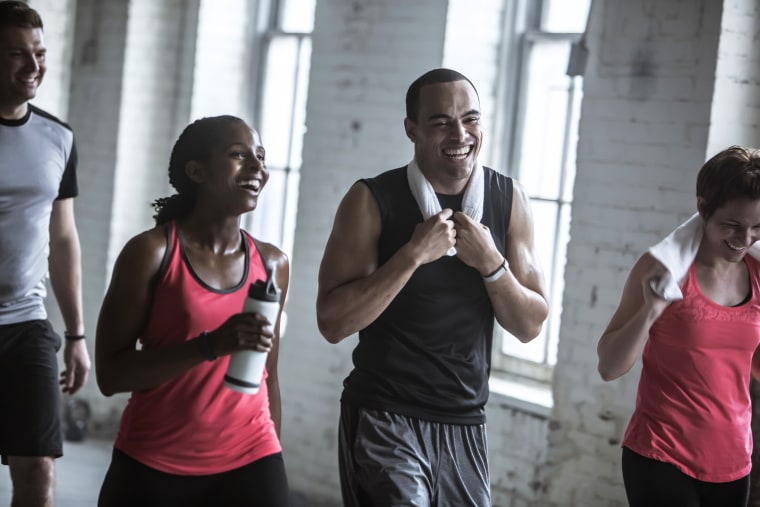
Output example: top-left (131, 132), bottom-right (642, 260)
top-left (0, 105), bottom-right (78, 325)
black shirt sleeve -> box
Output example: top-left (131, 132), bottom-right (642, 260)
top-left (57, 138), bottom-right (79, 199)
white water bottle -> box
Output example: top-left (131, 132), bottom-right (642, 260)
top-left (224, 266), bottom-right (281, 394)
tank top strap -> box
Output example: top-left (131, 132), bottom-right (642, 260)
top-left (241, 229), bottom-right (269, 286)
top-left (746, 256), bottom-right (760, 298)
top-left (148, 221), bottom-right (181, 292)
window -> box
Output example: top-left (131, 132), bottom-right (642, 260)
top-left (244, 0), bottom-right (316, 258)
top-left (490, 0), bottom-right (591, 385)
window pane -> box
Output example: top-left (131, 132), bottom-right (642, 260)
top-left (501, 320), bottom-right (547, 363)
top-left (289, 38), bottom-right (311, 168)
top-left (247, 167), bottom-right (287, 245)
top-left (260, 36), bottom-right (310, 170)
top-left (529, 199), bottom-right (559, 303)
top-left (260, 37), bottom-right (300, 169)
top-left (499, 198), bottom-right (568, 367)
top-left (280, 0), bottom-right (316, 32)
top-left (547, 203), bottom-right (572, 365)
top-left (516, 40), bottom-right (574, 201)
top-left (501, 199), bottom-right (558, 363)
top-left (563, 77), bottom-right (583, 202)
top-left (542, 0), bottom-right (591, 32)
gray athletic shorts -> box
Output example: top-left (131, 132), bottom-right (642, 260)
top-left (0, 319), bottom-right (63, 464)
top-left (339, 402), bottom-right (491, 507)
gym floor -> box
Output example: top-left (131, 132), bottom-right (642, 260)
top-left (0, 437), bottom-right (113, 507)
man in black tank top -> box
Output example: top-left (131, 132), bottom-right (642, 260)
top-left (317, 68), bottom-right (549, 506)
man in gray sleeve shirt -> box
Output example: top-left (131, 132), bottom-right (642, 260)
top-left (0, 2), bottom-right (90, 505)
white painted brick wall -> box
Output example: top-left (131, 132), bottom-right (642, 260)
top-left (108, 0), bottom-right (200, 270)
top-left (27, 0), bottom-right (76, 118)
top-left (63, 0), bottom-right (133, 425)
top-left (707, 0), bottom-right (760, 153)
top-left (486, 404), bottom-right (548, 506)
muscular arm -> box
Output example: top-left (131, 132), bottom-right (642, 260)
top-left (316, 182), bottom-right (455, 343)
top-left (453, 182), bottom-right (548, 342)
top-left (260, 244), bottom-right (289, 438)
top-left (49, 198), bottom-right (90, 394)
top-left (489, 183), bottom-right (549, 341)
top-left (597, 253), bottom-right (670, 381)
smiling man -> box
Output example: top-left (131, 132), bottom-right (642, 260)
top-left (0, 2), bottom-right (90, 506)
top-left (316, 68), bottom-right (549, 506)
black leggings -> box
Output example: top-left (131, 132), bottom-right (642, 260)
top-left (622, 447), bottom-right (749, 507)
top-left (98, 449), bottom-right (289, 507)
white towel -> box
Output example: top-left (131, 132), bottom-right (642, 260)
top-left (648, 212), bottom-right (760, 299)
top-left (406, 158), bottom-right (484, 256)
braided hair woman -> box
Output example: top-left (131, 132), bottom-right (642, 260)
top-left (96, 116), bottom-right (290, 506)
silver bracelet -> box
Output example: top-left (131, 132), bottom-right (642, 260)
top-left (483, 258), bottom-right (509, 283)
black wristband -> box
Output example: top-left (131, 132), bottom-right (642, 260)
top-left (196, 331), bottom-right (217, 361)
top-left (483, 258), bottom-right (509, 283)
top-left (64, 331), bottom-right (86, 341)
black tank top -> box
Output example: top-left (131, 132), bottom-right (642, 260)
top-left (341, 165), bottom-right (513, 424)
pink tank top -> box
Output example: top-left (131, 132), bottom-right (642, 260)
top-left (114, 222), bottom-right (281, 475)
top-left (622, 256), bottom-right (760, 482)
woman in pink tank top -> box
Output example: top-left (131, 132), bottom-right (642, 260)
top-left (598, 145), bottom-right (760, 507)
top-left (94, 116), bottom-right (290, 506)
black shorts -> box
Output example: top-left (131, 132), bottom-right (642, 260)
top-left (98, 449), bottom-right (290, 507)
top-left (622, 447), bottom-right (750, 507)
top-left (0, 319), bottom-right (62, 464)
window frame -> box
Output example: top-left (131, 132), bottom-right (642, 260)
top-left (243, 0), bottom-right (314, 258)
top-left (490, 0), bottom-right (587, 384)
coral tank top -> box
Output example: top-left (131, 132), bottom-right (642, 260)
top-left (114, 222), bottom-right (281, 475)
top-left (623, 256), bottom-right (760, 482)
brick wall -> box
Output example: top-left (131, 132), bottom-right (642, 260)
top-left (107, 0), bottom-right (201, 269)
top-left (47, 0), bottom-right (132, 422)
top-left (26, 0), bottom-right (76, 117)
top-left (707, 0), bottom-right (760, 152)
